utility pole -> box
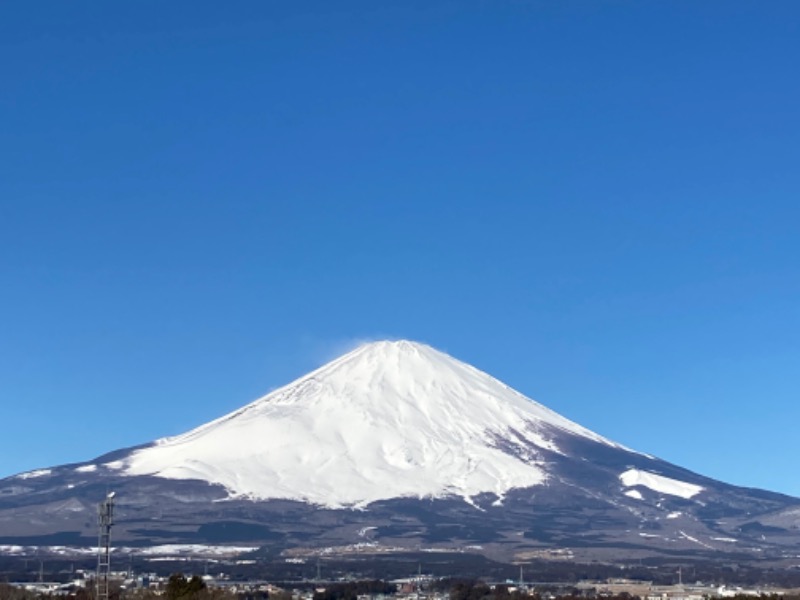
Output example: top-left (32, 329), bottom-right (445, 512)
top-left (96, 492), bottom-right (116, 600)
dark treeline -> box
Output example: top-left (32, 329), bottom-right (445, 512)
top-left (0, 584), bottom-right (39, 600)
top-left (312, 580), bottom-right (397, 600)
top-left (164, 574), bottom-right (207, 600)
top-left (449, 582), bottom-right (527, 600)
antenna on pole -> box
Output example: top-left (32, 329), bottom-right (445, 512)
top-left (96, 492), bottom-right (116, 600)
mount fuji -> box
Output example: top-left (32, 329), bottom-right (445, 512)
top-left (2, 340), bottom-right (799, 563)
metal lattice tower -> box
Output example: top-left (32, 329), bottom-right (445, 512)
top-left (96, 492), bottom-right (115, 600)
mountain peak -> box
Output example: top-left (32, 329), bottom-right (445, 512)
top-left (327, 338), bottom-right (441, 367)
top-left (323, 339), bottom-right (435, 370)
top-left (117, 341), bottom-right (622, 508)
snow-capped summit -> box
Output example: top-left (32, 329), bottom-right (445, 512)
top-left (121, 340), bottom-right (618, 507)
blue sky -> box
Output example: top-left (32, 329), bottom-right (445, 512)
top-left (2, 1), bottom-right (799, 495)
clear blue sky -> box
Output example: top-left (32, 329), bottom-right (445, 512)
top-left (2, 1), bottom-right (799, 496)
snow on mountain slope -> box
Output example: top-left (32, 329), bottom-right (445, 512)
top-left (121, 340), bottom-right (626, 508)
top-left (620, 468), bottom-right (703, 499)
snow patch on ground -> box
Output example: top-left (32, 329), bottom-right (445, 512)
top-left (75, 465), bottom-right (97, 473)
top-left (667, 511), bottom-right (682, 519)
top-left (624, 489), bottom-right (643, 500)
top-left (132, 544), bottom-right (258, 556)
top-left (619, 469), bottom-right (703, 499)
top-left (16, 469), bottom-right (51, 479)
top-left (0, 545), bottom-right (257, 557)
top-left (0, 545), bottom-right (95, 557)
top-left (678, 530), bottom-right (714, 550)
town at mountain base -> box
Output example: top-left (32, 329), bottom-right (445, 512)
top-left (1, 341), bottom-right (799, 564)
